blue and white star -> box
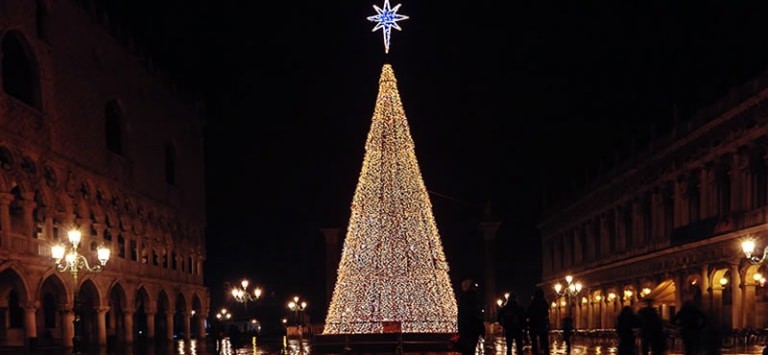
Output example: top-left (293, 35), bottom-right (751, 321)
top-left (366, 0), bottom-right (409, 54)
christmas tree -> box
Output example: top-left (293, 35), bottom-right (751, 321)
top-left (323, 64), bottom-right (457, 334)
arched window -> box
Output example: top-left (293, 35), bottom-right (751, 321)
top-left (172, 251), bottom-right (177, 270)
top-left (164, 142), bottom-right (177, 185)
top-left (1, 32), bottom-right (39, 108)
top-left (105, 100), bottom-right (123, 155)
top-left (117, 235), bottom-right (125, 258)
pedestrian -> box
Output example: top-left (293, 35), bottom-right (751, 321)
top-left (671, 300), bottom-right (706, 355)
top-left (527, 287), bottom-right (550, 355)
top-left (562, 314), bottom-right (574, 354)
top-left (498, 292), bottom-right (526, 355)
top-left (457, 279), bottom-right (485, 355)
top-left (616, 306), bottom-right (640, 355)
top-left (637, 298), bottom-right (666, 354)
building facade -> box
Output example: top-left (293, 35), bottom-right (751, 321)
top-left (539, 73), bottom-right (768, 332)
top-left (0, 0), bottom-right (208, 347)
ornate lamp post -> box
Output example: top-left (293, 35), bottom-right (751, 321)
top-left (287, 296), bottom-right (307, 354)
top-left (230, 279), bottom-right (262, 306)
top-left (553, 275), bottom-right (583, 316)
top-left (50, 229), bottom-right (110, 351)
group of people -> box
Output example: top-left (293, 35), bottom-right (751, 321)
top-left (456, 279), bottom-right (768, 355)
top-left (456, 280), bottom-right (552, 355)
top-left (617, 299), bottom-right (713, 355)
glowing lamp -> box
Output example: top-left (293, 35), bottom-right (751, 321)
top-left (51, 244), bottom-right (66, 260)
top-left (97, 245), bottom-right (111, 265)
top-left (67, 229), bottom-right (82, 246)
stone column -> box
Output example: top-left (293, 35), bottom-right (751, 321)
top-left (674, 273), bottom-right (685, 309)
top-left (197, 314), bottom-right (206, 339)
top-left (320, 227), bottom-right (341, 311)
top-left (24, 306), bottom-right (37, 341)
top-left (165, 312), bottom-right (174, 341)
top-left (95, 307), bottom-right (109, 345)
top-left (742, 276), bottom-right (756, 328)
top-left (574, 300), bottom-right (582, 328)
top-left (599, 298), bottom-right (607, 329)
top-left (145, 312), bottom-right (156, 339)
top-left (183, 312), bottom-right (191, 340)
top-left (587, 296), bottom-right (594, 329)
top-left (61, 307), bottom-right (75, 347)
top-left (700, 265), bottom-right (711, 313)
top-left (0, 192), bottom-right (14, 248)
top-left (123, 309), bottom-right (134, 344)
top-left (730, 263), bottom-right (743, 328)
top-left (479, 219), bottom-right (501, 322)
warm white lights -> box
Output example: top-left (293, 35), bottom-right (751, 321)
top-left (742, 237), bottom-right (768, 265)
top-left (323, 65), bottom-right (457, 334)
top-left (642, 288), bottom-right (652, 296)
top-left (720, 277), bottom-right (728, 286)
top-left (51, 229), bottom-right (110, 283)
top-left (230, 279), bottom-right (262, 304)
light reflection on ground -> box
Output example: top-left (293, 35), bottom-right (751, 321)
top-left (2, 336), bottom-right (765, 354)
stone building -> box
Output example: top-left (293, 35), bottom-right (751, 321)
top-left (539, 72), bottom-right (768, 331)
top-left (0, 0), bottom-right (208, 348)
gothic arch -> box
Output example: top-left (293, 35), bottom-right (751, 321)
top-left (76, 278), bottom-right (102, 308)
top-left (107, 280), bottom-right (128, 310)
top-left (36, 271), bottom-right (71, 305)
top-left (0, 261), bottom-right (32, 303)
top-left (134, 286), bottom-right (152, 311)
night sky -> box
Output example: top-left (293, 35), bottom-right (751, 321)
top-left (117, 1), bottom-right (768, 327)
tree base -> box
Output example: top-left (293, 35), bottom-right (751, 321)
top-left (312, 332), bottom-right (456, 354)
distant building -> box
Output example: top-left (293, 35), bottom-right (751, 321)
top-left (0, 0), bottom-right (207, 348)
top-left (539, 71), bottom-right (768, 331)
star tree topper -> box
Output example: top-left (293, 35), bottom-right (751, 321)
top-left (367, 0), bottom-right (409, 54)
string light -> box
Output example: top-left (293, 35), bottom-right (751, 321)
top-left (323, 64), bottom-right (457, 334)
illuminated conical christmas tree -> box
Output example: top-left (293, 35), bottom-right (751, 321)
top-left (323, 64), bottom-right (457, 334)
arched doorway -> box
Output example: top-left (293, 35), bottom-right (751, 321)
top-left (155, 290), bottom-right (170, 341)
top-left (174, 294), bottom-right (187, 339)
top-left (107, 283), bottom-right (127, 344)
top-left (191, 294), bottom-right (203, 339)
top-left (134, 287), bottom-right (151, 340)
top-left (75, 279), bottom-right (102, 345)
top-left (37, 274), bottom-right (68, 346)
top-left (0, 268), bottom-right (30, 346)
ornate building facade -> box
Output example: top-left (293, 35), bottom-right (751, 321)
top-left (0, 0), bottom-right (208, 348)
top-left (539, 73), bottom-right (768, 331)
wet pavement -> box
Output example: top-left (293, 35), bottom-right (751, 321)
top-left (1, 336), bottom-right (765, 354)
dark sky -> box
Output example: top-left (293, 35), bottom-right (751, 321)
top-left (119, 0), bottom-right (768, 325)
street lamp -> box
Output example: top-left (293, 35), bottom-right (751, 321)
top-left (230, 279), bottom-right (263, 308)
top-left (51, 229), bottom-right (111, 351)
top-left (553, 275), bottom-right (583, 316)
top-left (742, 237), bottom-right (768, 265)
top-left (216, 308), bottom-right (232, 321)
top-left (287, 296), bottom-right (307, 354)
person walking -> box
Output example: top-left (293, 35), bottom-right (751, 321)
top-left (498, 292), bottom-right (526, 355)
top-left (562, 314), bottom-right (574, 354)
top-left (637, 298), bottom-right (666, 354)
top-left (616, 306), bottom-right (640, 355)
top-left (527, 287), bottom-right (550, 355)
top-left (671, 301), bottom-right (706, 355)
top-left (457, 279), bottom-right (485, 355)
